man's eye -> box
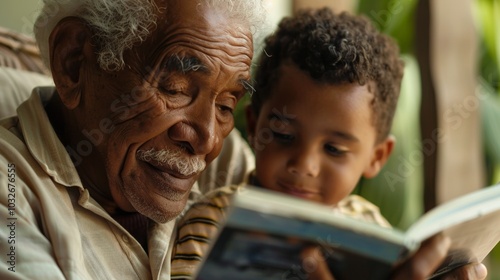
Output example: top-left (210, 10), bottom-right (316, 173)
top-left (162, 88), bottom-right (183, 95)
top-left (158, 86), bottom-right (192, 108)
top-left (272, 131), bottom-right (294, 142)
top-left (158, 81), bottom-right (186, 96)
top-left (325, 144), bottom-right (347, 156)
top-left (218, 105), bottom-right (234, 115)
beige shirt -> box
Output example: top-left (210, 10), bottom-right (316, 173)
top-left (0, 87), bottom-right (255, 280)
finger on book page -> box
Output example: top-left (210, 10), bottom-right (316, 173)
top-left (436, 263), bottom-right (487, 280)
top-left (391, 233), bottom-right (451, 280)
top-left (300, 246), bottom-right (336, 280)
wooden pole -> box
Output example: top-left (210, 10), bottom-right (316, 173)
top-left (417, 0), bottom-right (484, 209)
top-left (415, 0), bottom-right (438, 211)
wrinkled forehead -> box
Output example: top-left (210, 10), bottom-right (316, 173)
top-left (143, 0), bottom-right (254, 68)
top-left (158, 0), bottom-right (253, 44)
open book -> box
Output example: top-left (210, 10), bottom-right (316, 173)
top-left (193, 184), bottom-right (500, 280)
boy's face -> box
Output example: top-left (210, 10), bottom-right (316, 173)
top-left (247, 63), bottom-right (394, 206)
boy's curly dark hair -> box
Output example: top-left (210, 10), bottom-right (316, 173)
top-left (251, 8), bottom-right (404, 143)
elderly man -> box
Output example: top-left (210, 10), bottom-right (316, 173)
top-left (0, 0), bottom-right (260, 279)
top-left (0, 0), bottom-right (488, 279)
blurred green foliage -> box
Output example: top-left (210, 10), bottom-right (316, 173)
top-left (475, 2), bottom-right (500, 277)
top-left (357, 0), bottom-right (417, 55)
top-left (355, 0), bottom-right (423, 229)
top-left (475, 0), bottom-right (500, 185)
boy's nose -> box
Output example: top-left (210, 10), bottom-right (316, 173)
top-left (286, 148), bottom-right (320, 177)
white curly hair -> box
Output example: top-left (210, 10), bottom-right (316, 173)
top-left (34, 0), bottom-right (266, 71)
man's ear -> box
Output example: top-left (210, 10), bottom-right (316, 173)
top-left (245, 104), bottom-right (257, 148)
top-left (363, 135), bottom-right (396, 178)
top-left (49, 17), bottom-right (95, 110)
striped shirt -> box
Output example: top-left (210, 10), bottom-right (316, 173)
top-left (171, 184), bottom-right (391, 279)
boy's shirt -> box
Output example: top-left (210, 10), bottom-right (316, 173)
top-left (171, 180), bottom-right (391, 279)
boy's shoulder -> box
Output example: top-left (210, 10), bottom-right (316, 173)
top-left (189, 185), bottom-right (391, 228)
top-left (179, 184), bottom-right (242, 222)
top-left (337, 195), bottom-right (392, 228)
top-left (199, 184), bottom-right (242, 207)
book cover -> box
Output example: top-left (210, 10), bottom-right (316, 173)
top-left (194, 184), bottom-right (500, 280)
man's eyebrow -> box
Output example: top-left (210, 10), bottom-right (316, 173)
top-left (240, 79), bottom-right (255, 95)
top-left (164, 54), bottom-right (208, 73)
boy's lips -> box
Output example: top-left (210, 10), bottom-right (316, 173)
top-left (278, 181), bottom-right (319, 199)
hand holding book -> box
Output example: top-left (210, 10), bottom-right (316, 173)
top-left (382, 234), bottom-right (487, 280)
top-left (303, 234), bottom-right (487, 280)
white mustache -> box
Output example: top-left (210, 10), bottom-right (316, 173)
top-left (136, 148), bottom-right (206, 176)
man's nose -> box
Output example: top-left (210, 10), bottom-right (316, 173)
top-left (286, 147), bottom-right (320, 177)
top-left (168, 104), bottom-right (218, 156)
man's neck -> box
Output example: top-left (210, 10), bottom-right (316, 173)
top-left (79, 172), bottom-right (119, 214)
top-left (46, 93), bottom-right (119, 214)
top-left (111, 210), bottom-right (149, 253)
top-left (45, 92), bottom-right (69, 144)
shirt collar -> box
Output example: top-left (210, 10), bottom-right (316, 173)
top-left (17, 87), bottom-right (83, 189)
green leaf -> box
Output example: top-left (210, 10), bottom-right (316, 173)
top-left (357, 0), bottom-right (417, 54)
top-left (480, 79), bottom-right (500, 185)
top-left (475, 0), bottom-right (500, 94)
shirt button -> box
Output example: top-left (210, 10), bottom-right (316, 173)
top-left (122, 234), bottom-right (129, 243)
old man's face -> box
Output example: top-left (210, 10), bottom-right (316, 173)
top-left (81, 1), bottom-right (253, 222)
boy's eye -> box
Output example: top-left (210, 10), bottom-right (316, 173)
top-left (325, 144), bottom-right (347, 156)
top-left (272, 131), bottom-right (294, 142)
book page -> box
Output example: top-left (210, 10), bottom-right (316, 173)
top-left (405, 184), bottom-right (500, 277)
top-left (406, 184), bottom-right (500, 242)
top-left (430, 210), bottom-right (500, 278)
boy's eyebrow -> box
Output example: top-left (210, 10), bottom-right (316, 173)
top-left (329, 131), bottom-right (360, 143)
top-left (267, 113), bottom-right (359, 143)
top-left (268, 112), bottom-right (295, 124)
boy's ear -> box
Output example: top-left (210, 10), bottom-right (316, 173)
top-left (245, 104), bottom-right (257, 148)
top-left (362, 135), bottom-right (396, 178)
top-left (49, 17), bottom-right (95, 110)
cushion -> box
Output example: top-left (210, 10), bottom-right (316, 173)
top-left (0, 66), bottom-right (54, 119)
top-left (0, 26), bottom-right (50, 76)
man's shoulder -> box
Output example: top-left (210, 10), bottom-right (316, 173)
top-left (0, 116), bottom-right (22, 140)
top-left (0, 115), bottom-right (29, 165)
top-left (0, 67), bottom-right (53, 119)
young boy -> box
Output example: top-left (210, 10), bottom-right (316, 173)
top-left (171, 8), bottom-right (486, 280)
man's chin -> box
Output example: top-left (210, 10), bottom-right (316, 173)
top-left (146, 208), bottom-right (183, 224)
top-left (130, 194), bottom-right (189, 223)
